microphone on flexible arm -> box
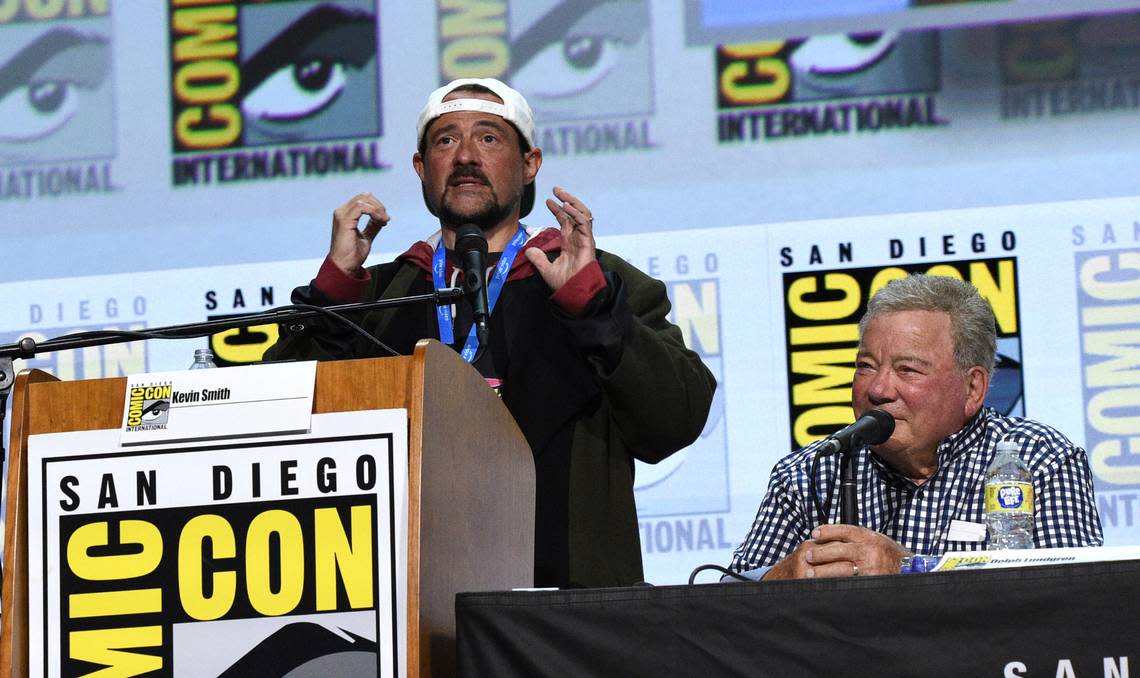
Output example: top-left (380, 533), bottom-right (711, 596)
top-left (453, 224), bottom-right (491, 352)
top-left (818, 409), bottom-right (895, 455)
top-left (817, 409), bottom-right (894, 526)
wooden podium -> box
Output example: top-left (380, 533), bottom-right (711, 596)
top-left (0, 339), bottom-right (535, 677)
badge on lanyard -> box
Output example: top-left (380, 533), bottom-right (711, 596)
top-left (432, 226), bottom-right (528, 363)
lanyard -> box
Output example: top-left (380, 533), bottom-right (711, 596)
top-left (432, 226), bottom-right (528, 362)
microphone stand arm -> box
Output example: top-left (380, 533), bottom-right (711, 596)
top-left (838, 434), bottom-right (865, 526)
top-left (0, 288), bottom-right (464, 362)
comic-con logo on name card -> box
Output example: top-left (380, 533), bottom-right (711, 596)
top-left (0, 0), bottom-right (116, 201)
top-left (125, 382), bottom-right (173, 431)
top-left (715, 30), bottom-right (947, 143)
top-left (168, 0), bottom-right (387, 187)
top-left (436, 0), bottom-right (657, 156)
top-left (999, 11), bottom-right (1140, 120)
top-left (782, 257), bottom-right (1024, 450)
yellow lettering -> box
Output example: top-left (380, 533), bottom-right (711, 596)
top-left (671, 281), bottom-right (720, 354)
top-left (246, 510), bottom-right (304, 616)
top-left (210, 324), bottom-right (278, 365)
top-left (719, 42), bottom-right (789, 106)
top-left (1083, 330), bottom-right (1140, 388)
top-left (439, 0), bottom-right (505, 38)
top-left (868, 267), bottom-right (908, 299)
top-left (69, 589), bottom-right (162, 618)
top-left (69, 627), bottom-right (162, 677)
top-left (1081, 252), bottom-right (1140, 301)
top-left (791, 349), bottom-right (856, 406)
top-left (923, 264), bottom-right (964, 280)
top-left (173, 6), bottom-right (237, 61)
top-left (967, 260), bottom-right (1018, 334)
top-left (315, 505), bottom-right (374, 611)
top-left (105, 337), bottom-right (146, 377)
top-left (175, 104), bottom-right (241, 148)
top-left (1087, 387), bottom-right (1140, 435)
top-left (788, 274), bottom-right (860, 321)
top-left (793, 405), bottom-right (853, 447)
top-left (178, 514), bottom-right (236, 621)
top-left (1090, 437), bottom-right (1140, 485)
top-left (174, 59), bottom-right (239, 104)
top-left (71, 0), bottom-right (108, 15)
top-left (67, 521), bottom-right (162, 581)
top-left (0, 0), bottom-right (106, 21)
top-left (441, 37), bottom-right (509, 79)
top-left (789, 324), bottom-right (859, 346)
top-left (25, 0), bottom-right (63, 19)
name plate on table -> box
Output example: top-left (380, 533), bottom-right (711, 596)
top-left (120, 361), bottom-right (316, 446)
top-left (931, 545), bottom-right (1140, 571)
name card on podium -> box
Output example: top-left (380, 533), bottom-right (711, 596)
top-left (119, 361), bottom-right (317, 446)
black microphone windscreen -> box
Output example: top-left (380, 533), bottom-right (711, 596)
top-left (454, 224), bottom-right (488, 256)
top-left (864, 409), bottom-right (895, 445)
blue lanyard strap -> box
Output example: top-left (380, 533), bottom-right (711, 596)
top-left (432, 226), bottom-right (528, 363)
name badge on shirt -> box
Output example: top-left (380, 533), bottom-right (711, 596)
top-left (947, 519), bottom-right (987, 542)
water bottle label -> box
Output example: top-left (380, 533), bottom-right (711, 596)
top-left (985, 482), bottom-right (1034, 513)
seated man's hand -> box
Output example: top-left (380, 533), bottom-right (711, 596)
top-left (764, 524), bottom-right (910, 580)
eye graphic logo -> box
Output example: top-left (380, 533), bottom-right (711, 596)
top-left (141, 399), bottom-right (170, 424)
top-left (717, 31), bottom-right (940, 109)
top-left (509, 0), bottom-right (653, 122)
top-left (0, 21), bottom-right (113, 165)
top-left (125, 383), bottom-right (173, 430)
top-left (238, 2), bottom-right (379, 146)
top-left (170, 0), bottom-right (379, 153)
top-left (438, 0), bottom-right (655, 124)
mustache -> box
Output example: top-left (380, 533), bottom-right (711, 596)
top-left (447, 166), bottom-right (489, 185)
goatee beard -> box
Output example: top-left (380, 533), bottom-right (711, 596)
top-left (439, 193), bottom-right (513, 230)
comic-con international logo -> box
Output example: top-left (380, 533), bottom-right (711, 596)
top-left (999, 12), bottom-right (1140, 119)
top-left (436, 0), bottom-right (656, 155)
top-left (168, 0), bottom-right (386, 186)
top-left (1074, 247), bottom-right (1140, 493)
top-left (0, 0), bottom-right (115, 201)
top-left (782, 257), bottom-right (1024, 450)
top-left (716, 31), bottom-right (947, 143)
top-left (126, 383), bottom-right (172, 431)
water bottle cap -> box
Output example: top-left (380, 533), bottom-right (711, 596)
top-left (995, 438), bottom-right (1020, 452)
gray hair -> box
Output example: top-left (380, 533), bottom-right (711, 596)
top-left (859, 274), bottom-right (997, 376)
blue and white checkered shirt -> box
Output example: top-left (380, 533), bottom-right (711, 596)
top-left (729, 408), bottom-right (1104, 572)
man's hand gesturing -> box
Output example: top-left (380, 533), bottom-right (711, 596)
top-left (330, 192), bottom-right (389, 276)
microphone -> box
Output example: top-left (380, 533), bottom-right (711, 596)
top-left (453, 224), bottom-right (490, 350)
top-left (819, 410), bottom-right (895, 455)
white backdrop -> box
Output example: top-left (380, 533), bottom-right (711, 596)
top-left (2, 0), bottom-right (1139, 585)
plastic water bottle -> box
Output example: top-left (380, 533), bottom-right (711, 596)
top-left (984, 439), bottom-right (1035, 549)
top-left (189, 348), bottom-right (217, 369)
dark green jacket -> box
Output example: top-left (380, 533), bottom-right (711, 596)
top-left (264, 246), bottom-right (716, 588)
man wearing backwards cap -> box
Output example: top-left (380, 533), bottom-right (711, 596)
top-left (265, 78), bottom-right (716, 588)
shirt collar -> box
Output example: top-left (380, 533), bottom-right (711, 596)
top-left (867, 408), bottom-right (993, 487)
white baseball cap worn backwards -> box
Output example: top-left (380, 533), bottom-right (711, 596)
top-left (416, 78), bottom-right (538, 217)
